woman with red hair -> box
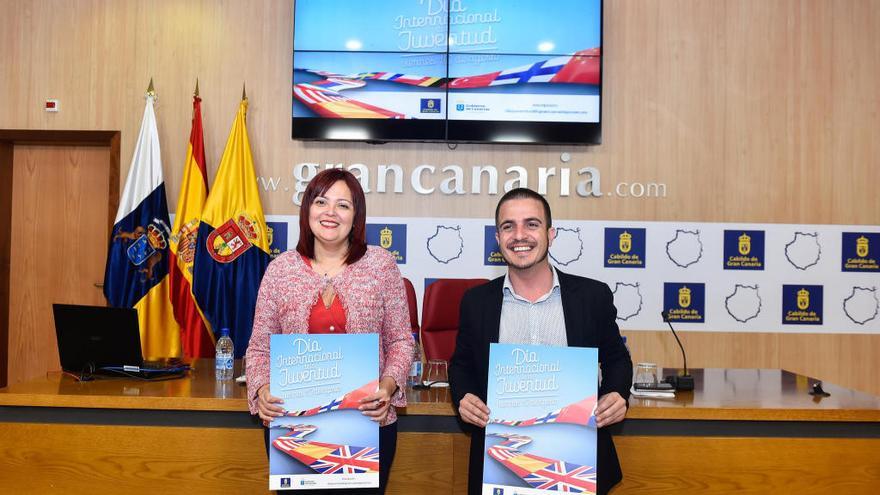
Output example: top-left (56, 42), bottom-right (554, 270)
top-left (246, 168), bottom-right (414, 493)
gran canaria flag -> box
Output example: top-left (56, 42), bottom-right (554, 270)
top-left (103, 87), bottom-right (181, 359)
top-left (169, 88), bottom-right (214, 358)
top-left (192, 94), bottom-right (270, 357)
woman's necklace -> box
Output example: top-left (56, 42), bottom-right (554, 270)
top-left (312, 257), bottom-right (346, 309)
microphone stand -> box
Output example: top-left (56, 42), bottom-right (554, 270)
top-left (661, 311), bottom-right (695, 391)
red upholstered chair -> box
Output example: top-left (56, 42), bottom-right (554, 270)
top-left (420, 278), bottom-right (488, 363)
top-left (402, 277), bottom-right (419, 333)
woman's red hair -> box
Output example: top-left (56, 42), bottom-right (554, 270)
top-left (296, 168), bottom-right (367, 264)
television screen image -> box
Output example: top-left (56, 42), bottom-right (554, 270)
top-left (292, 0), bottom-right (603, 144)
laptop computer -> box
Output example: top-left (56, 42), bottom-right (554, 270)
top-left (52, 303), bottom-right (190, 380)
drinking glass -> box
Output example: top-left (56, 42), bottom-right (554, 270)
top-left (425, 359), bottom-right (449, 387)
top-left (634, 362), bottom-right (659, 387)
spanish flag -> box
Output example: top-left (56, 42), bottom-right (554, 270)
top-left (169, 88), bottom-right (214, 358)
top-left (192, 93), bottom-right (271, 357)
top-left (103, 86), bottom-right (181, 359)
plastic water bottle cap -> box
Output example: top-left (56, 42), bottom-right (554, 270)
top-left (220, 328), bottom-right (230, 337)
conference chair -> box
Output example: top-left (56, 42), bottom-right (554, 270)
top-left (402, 277), bottom-right (419, 334)
top-left (420, 278), bottom-right (488, 363)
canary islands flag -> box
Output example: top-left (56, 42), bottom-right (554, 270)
top-left (169, 92), bottom-right (214, 358)
top-left (192, 96), bottom-right (271, 357)
top-left (104, 92), bottom-right (181, 359)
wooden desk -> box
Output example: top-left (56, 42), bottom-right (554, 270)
top-left (0, 360), bottom-right (460, 494)
top-left (0, 360), bottom-right (267, 494)
top-left (616, 368), bottom-right (880, 494)
top-left (2, 367), bottom-right (879, 494)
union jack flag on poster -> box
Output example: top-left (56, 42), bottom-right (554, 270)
top-left (273, 425), bottom-right (380, 475)
top-left (268, 334), bottom-right (379, 491)
top-left (484, 344), bottom-right (599, 494)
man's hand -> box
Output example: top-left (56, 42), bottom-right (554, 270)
top-left (257, 384), bottom-right (285, 427)
top-left (595, 391), bottom-right (627, 428)
top-left (458, 393), bottom-right (490, 428)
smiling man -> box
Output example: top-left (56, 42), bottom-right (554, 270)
top-left (449, 187), bottom-right (633, 495)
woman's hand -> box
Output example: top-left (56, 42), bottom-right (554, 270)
top-left (257, 384), bottom-right (285, 427)
top-left (358, 376), bottom-right (398, 423)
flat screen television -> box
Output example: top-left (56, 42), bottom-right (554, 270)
top-left (292, 0), bottom-right (602, 145)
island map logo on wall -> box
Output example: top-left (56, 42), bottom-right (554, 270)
top-left (723, 230), bottom-right (765, 270)
top-left (367, 224), bottom-right (407, 263)
top-left (612, 282), bottom-right (643, 321)
top-left (843, 286), bottom-right (879, 325)
top-left (782, 285), bottom-right (823, 325)
top-left (548, 226), bottom-right (584, 266)
top-left (604, 228), bottom-right (646, 268)
top-left (724, 284), bottom-right (762, 323)
top-left (666, 230), bottom-right (703, 268)
top-left (841, 232), bottom-right (879, 272)
top-left (484, 226), bottom-right (506, 266)
top-left (785, 232), bottom-right (821, 270)
top-left (427, 225), bottom-right (463, 264)
top-left (663, 282), bottom-right (706, 323)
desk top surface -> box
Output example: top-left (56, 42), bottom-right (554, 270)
top-left (1, 364), bottom-right (878, 421)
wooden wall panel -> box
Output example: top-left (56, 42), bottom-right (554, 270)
top-left (0, 1), bottom-right (877, 393)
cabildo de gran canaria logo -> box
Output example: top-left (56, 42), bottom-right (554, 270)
top-left (420, 98), bottom-right (441, 114)
top-left (604, 228), bottom-right (646, 268)
top-left (782, 285), bottom-right (823, 325)
top-left (484, 226), bottom-right (506, 266)
top-left (842, 232), bottom-right (879, 272)
top-left (366, 224), bottom-right (406, 263)
top-left (724, 230), bottom-right (765, 270)
top-left (663, 283), bottom-right (705, 323)
top-left (267, 221), bottom-right (288, 259)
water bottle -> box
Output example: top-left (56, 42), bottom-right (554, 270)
top-left (408, 332), bottom-right (423, 387)
top-left (215, 328), bottom-right (234, 381)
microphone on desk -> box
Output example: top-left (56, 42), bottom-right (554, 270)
top-left (661, 310), bottom-right (695, 391)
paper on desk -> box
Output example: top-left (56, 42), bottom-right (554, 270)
top-left (630, 386), bottom-right (676, 399)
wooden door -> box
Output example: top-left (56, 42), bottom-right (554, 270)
top-left (7, 144), bottom-right (112, 385)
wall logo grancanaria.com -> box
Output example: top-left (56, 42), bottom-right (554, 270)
top-left (256, 162), bottom-right (668, 205)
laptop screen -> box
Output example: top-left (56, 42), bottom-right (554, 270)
top-left (52, 304), bottom-right (145, 373)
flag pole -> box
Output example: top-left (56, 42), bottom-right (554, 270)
top-left (146, 78), bottom-right (157, 98)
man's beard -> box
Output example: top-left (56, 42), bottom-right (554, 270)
top-left (502, 244), bottom-right (549, 271)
